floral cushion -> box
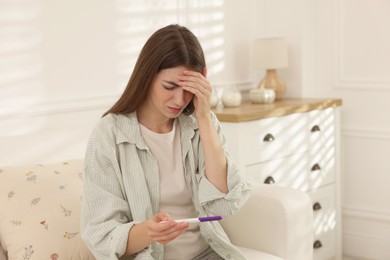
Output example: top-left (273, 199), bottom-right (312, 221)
top-left (0, 160), bottom-right (95, 260)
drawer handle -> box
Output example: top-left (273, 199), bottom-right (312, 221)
top-left (311, 125), bottom-right (321, 132)
top-left (311, 163), bottom-right (321, 171)
top-left (263, 133), bottom-right (275, 142)
top-left (313, 240), bottom-right (323, 249)
top-left (313, 202), bottom-right (322, 211)
top-left (264, 176), bottom-right (275, 184)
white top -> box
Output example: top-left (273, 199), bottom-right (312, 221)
top-left (140, 120), bottom-right (208, 259)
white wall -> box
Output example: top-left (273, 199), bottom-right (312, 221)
top-left (0, 0), bottom-right (119, 166)
top-left (0, 0), bottom-right (258, 166)
top-left (263, 0), bottom-right (390, 259)
top-left (306, 1), bottom-right (390, 259)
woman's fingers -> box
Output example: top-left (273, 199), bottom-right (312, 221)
top-left (178, 71), bottom-right (211, 103)
top-left (146, 213), bottom-right (189, 244)
top-left (178, 70), bottom-right (213, 119)
top-left (151, 222), bottom-right (189, 244)
top-left (178, 71), bottom-right (211, 94)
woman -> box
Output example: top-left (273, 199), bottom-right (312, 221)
top-left (81, 24), bottom-right (250, 260)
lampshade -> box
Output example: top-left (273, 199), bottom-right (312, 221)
top-left (255, 37), bottom-right (288, 69)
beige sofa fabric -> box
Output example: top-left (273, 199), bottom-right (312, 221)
top-left (0, 160), bottom-right (95, 260)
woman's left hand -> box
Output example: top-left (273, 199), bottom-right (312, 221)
top-left (178, 68), bottom-right (211, 120)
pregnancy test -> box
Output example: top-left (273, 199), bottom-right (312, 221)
top-left (174, 216), bottom-right (222, 223)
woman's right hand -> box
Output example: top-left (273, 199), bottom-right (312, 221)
top-left (145, 212), bottom-right (189, 244)
top-left (125, 212), bottom-right (189, 255)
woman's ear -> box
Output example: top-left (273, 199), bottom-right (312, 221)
top-left (202, 67), bottom-right (208, 77)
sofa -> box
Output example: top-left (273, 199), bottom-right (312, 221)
top-left (0, 160), bottom-right (313, 260)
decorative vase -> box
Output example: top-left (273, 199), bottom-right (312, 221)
top-left (222, 86), bottom-right (242, 107)
top-left (249, 88), bottom-right (276, 104)
top-left (259, 69), bottom-right (286, 99)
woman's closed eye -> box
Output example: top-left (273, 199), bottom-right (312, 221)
top-left (162, 80), bottom-right (179, 90)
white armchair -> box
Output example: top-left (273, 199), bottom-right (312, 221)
top-left (221, 184), bottom-right (314, 260)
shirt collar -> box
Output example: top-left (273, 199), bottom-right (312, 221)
top-left (114, 112), bottom-right (199, 148)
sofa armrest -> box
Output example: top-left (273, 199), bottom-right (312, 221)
top-left (220, 184), bottom-right (313, 260)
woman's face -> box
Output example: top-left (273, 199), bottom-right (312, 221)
top-left (146, 66), bottom-right (194, 119)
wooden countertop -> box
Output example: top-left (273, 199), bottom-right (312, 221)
top-left (212, 98), bottom-right (342, 122)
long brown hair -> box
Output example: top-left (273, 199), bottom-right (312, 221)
top-left (103, 24), bottom-right (206, 117)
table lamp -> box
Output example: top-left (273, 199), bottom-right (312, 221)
top-left (255, 37), bottom-right (288, 99)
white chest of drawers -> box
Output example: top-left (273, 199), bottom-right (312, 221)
top-left (213, 99), bottom-right (342, 260)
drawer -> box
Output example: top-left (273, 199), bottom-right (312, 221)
top-left (308, 185), bottom-right (336, 237)
top-left (286, 108), bottom-right (335, 156)
top-left (307, 108), bottom-right (336, 153)
top-left (308, 185), bottom-right (337, 259)
top-left (244, 151), bottom-right (335, 192)
top-left (243, 115), bottom-right (291, 165)
top-left (312, 229), bottom-right (336, 260)
top-left (241, 108), bottom-right (335, 166)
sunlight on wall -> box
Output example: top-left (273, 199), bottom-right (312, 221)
top-left (186, 0), bottom-right (225, 77)
top-left (0, 0), bottom-right (45, 136)
top-left (1, 0), bottom-right (255, 165)
top-left (115, 0), bottom-right (181, 89)
top-left (114, 0), bottom-right (225, 90)
top-left (1, 0), bottom-right (228, 138)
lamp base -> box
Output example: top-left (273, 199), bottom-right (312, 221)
top-left (258, 69), bottom-right (286, 99)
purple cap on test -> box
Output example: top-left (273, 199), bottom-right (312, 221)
top-left (198, 216), bottom-right (222, 222)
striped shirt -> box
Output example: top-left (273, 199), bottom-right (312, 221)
top-left (81, 112), bottom-right (251, 260)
